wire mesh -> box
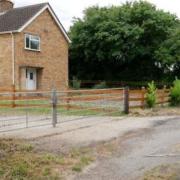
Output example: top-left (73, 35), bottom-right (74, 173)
top-left (0, 91), bottom-right (52, 132)
top-left (56, 88), bottom-right (125, 124)
top-left (0, 88), bottom-right (127, 132)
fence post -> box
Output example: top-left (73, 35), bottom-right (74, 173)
top-left (124, 87), bottom-right (129, 114)
top-left (66, 92), bottom-right (70, 111)
top-left (51, 89), bottom-right (57, 128)
top-left (12, 85), bottom-right (15, 108)
top-left (141, 87), bottom-right (146, 109)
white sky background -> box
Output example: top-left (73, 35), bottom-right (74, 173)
top-left (14, 0), bottom-right (180, 31)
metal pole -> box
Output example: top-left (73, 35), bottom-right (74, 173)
top-left (25, 96), bottom-right (28, 128)
top-left (51, 89), bottom-right (57, 127)
top-left (124, 87), bottom-right (129, 114)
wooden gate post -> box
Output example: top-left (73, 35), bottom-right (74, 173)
top-left (51, 89), bottom-right (57, 128)
top-left (141, 87), bottom-right (146, 109)
top-left (124, 87), bottom-right (129, 114)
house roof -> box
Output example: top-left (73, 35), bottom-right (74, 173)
top-left (0, 3), bottom-right (70, 42)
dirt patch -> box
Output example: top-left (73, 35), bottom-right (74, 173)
top-left (0, 128), bottom-right (150, 179)
top-left (142, 164), bottom-right (180, 180)
top-left (130, 107), bottom-right (180, 117)
top-left (0, 136), bottom-right (131, 180)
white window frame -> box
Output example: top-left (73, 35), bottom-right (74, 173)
top-left (25, 34), bottom-right (41, 51)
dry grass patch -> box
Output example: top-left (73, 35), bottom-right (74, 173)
top-left (0, 137), bottom-right (124, 179)
top-left (131, 107), bottom-right (180, 117)
top-left (0, 139), bottom-right (95, 179)
top-left (143, 164), bottom-right (180, 180)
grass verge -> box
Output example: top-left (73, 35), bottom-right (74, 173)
top-left (0, 137), bottom-right (120, 179)
top-left (0, 106), bottom-right (124, 117)
top-left (143, 164), bottom-right (180, 180)
top-left (0, 139), bottom-right (94, 179)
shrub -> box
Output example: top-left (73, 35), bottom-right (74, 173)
top-left (93, 81), bottom-right (107, 89)
top-left (170, 79), bottom-right (180, 106)
top-left (71, 77), bottom-right (81, 89)
top-left (146, 81), bottom-right (157, 108)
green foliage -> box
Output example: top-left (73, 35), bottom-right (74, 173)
top-left (20, 144), bottom-right (33, 152)
top-left (71, 77), bottom-right (81, 89)
top-left (170, 79), bottom-right (180, 106)
top-left (155, 25), bottom-right (180, 77)
top-left (0, 168), bottom-right (4, 177)
top-left (43, 167), bottom-right (51, 176)
top-left (12, 163), bottom-right (28, 178)
top-left (93, 81), bottom-right (107, 89)
top-left (146, 81), bottom-right (157, 108)
top-left (69, 0), bottom-right (180, 82)
top-left (72, 156), bottom-right (93, 172)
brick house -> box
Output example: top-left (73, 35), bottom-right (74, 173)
top-left (0, 0), bottom-right (70, 91)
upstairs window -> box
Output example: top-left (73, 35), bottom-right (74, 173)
top-left (25, 34), bottom-right (40, 51)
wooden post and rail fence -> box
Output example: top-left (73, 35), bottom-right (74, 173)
top-left (0, 86), bottom-right (170, 115)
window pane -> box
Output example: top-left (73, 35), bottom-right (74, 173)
top-left (30, 40), bottom-right (39, 50)
top-left (25, 34), bottom-right (40, 50)
top-left (26, 35), bottom-right (30, 48)
top-left (30, 72), bottom-right (33, 80)
top-left (31, 35), bottom-right (40, 41)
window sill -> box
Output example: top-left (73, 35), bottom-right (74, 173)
top-left (25, 48), bottom-right (41, 52)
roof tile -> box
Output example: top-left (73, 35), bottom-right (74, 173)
top-left (0, 3), bottom-right (47, 32)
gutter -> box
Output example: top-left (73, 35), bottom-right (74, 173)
top-left (11, 32), bottom-right (15, 85)
top-left (0, 30), bottom-right (18, 35)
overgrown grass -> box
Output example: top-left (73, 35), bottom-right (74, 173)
top-left (0, 137), bottom-right (121, 179)
top-left (0, 139), bottom-right (95, 179)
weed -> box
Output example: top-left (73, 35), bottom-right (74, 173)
top-left (80, 156), bottom-right (93, 166)
top-left (20, 144), bottom-right (33, 152)
top-left (72, 164), bottom-right (82, 172)
top-left (146, 81), bottom-right (157, 108)
top-left (0, 139), bottom-right (96, 178)
top-left (72, 156), bottom-right (93, 172)
top-left (43, 167), bottom-right (51, 176)
top-left (11, 162), bottom-right (28, 178)
top-left (0, 168), bottom-right (4, 177)
top-left (170, 79), bottom-right (180, 106)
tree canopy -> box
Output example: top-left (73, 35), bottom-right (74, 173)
top-left (69, 1), bottom-right (180, 82)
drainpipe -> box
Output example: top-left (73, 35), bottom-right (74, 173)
top-left (11, 32), bottom-right (15, 86)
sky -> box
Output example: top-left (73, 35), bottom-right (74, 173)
top-left (14, 0), bottom-right (180, 31)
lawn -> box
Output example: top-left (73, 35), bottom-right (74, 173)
top-left (0, 98), bottom-right (123, 117)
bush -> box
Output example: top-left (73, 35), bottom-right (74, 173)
top-left (71, 77), bottom-right (81, 89)
top-left (93, 81), bottom-right (107, 89)
top-left (146, 81), bottom-right (157, 108)
top-left (170, 79), bottom-right (180, 106)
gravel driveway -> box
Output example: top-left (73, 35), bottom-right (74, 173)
top-left (73, 117), bottom-right (180, 180)
top-left (1, 115), bottom-right (180, 179)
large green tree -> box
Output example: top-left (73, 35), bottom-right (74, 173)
top-left (155, 25), bottom-right (180, 79)
top-left (69, 1), bottom-right (179, 82)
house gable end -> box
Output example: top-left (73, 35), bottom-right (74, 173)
top-left (18, 4), bottom-right (70, 43)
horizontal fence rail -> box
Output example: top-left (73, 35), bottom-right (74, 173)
top-left (0, 88), bottom-right (125, 132)
top-left (0, 86), bottom-right (170, 133)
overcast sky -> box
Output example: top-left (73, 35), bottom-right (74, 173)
top-left (14, 0), bottom-right (180, 31)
